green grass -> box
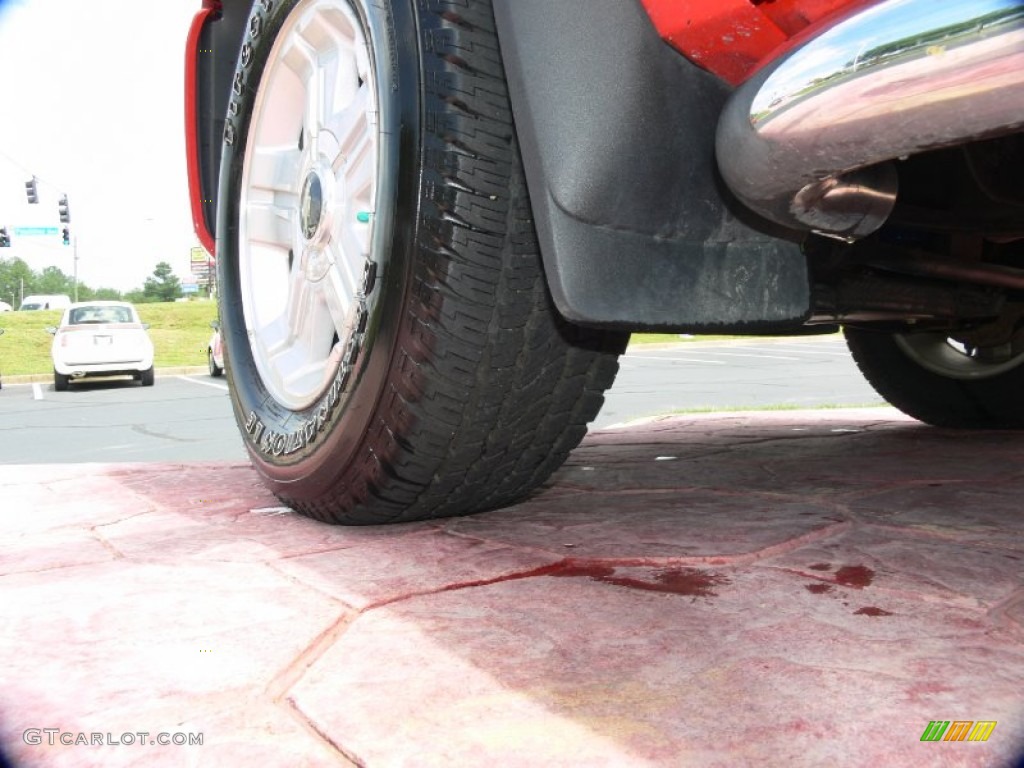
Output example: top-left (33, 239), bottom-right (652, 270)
top-left (629, 333), bottom-right (742, 344)
top-left (0, 300), bottom-right (219, 375)
top-left (629, 331), bottom-right (843, 345)
top-left (664, 401), bottom-right (887, 415)
top-left (0, 310), bottom-right (842, 376)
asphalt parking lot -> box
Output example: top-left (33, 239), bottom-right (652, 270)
top-left (2, 408), bottom-right (1023, 767)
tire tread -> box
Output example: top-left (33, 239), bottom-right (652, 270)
top-left (286, 0), bottom-right (626, 524)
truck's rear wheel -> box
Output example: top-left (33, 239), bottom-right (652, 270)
top-left (217, 0), bottom-right (626, 524)
top-left (845, 327), bottom-right (1024, 427)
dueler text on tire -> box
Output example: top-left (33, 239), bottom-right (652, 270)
top-left (845, 327), bottom-right (1024, 427)
top-left (216, 0), bottom-right (626, 524)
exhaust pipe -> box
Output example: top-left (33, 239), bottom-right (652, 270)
top-left (716, 0), bottom-right (1024, 242)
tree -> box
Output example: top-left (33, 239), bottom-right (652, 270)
top-left (142, 261), bottom-right (182, 303)
top-left (36, 265), bottom-right (74, 296)
top-left (0, 257), bottom-right (35, 307)
top-left (0, 258), bottom-right (118, 307)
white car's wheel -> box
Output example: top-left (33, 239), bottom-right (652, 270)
top-left (208, 348), bottom-right (223, 378)
top-left (217, 0), bottom-right (625, 524)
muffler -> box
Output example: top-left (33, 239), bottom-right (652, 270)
top-left (716, 0), bottom-right (1024, 241)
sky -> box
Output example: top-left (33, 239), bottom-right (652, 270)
top-left (0, 0), bottom-right (204, 293)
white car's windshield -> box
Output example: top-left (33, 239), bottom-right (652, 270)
top-left (68, 306), bottom-right (133, 325)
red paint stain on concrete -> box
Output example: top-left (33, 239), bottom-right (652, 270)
top-left (547, 563), bottom-right (616, 580)
top-left (548, 563), bottom-right (729, 597)
top-left (805, 583), bottom-right (833, 594)
top-left (854, 606), bottom-right (892, 617)
top-left (834, 565), bottom-right (874, 588)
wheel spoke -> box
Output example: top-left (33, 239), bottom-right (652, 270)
top-left (280, 27), bottom-right (318, 81)
top-left (305, 66), bottom-right (323, 158)
top-left (338, 216), bottom-right (371, 269)
top-left (286, 264), bottom-right (320, 345)
top-left (263, 272), bottom-right (331, 390)
top-left (326, 85), bottom-right (371, 166)
top-left (284, 281), bottom-right (336, 389)
top-left (244, 203), bottom-right (294, 251)
top-left (324, 242), bottom-right (357, 331)
top-left (321, 52), bottom-right (353, 133)
top-left (248, 146), bottom-right (303, 195)
top-left (343, 137), bottom-right (375, 199)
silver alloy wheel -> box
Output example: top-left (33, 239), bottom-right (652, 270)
top-left (894, 333), bottom-right (1024, 380)
top-left (238, 0), bottom-right (379, 410)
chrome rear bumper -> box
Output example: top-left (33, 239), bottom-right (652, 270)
top-left (716, 0), bottom-right (1024, 241)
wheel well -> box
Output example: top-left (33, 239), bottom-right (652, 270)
top-left (188, 0), bottom-right (253, 247)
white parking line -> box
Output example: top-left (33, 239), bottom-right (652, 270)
top-left (742, 345), bottom-right (852, 356)
top-left (177, 375), bottom-right (229, 391)
top-left (706, 351), bottom-right (800, 361)
top-left (623, 355), bottom-right (727, 365)
top-left (32, 383), bottom-right (43, 400)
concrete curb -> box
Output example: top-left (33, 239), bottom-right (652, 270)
top-left (1, 367), bottom-right (210, 385)
top-left (2, 336), bottom-right (844, 384)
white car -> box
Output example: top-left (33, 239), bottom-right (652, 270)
top-left (49, 301), bottom-right (155, 391)
top-left (20, 294), bottom-right (71, 311)
top-left (0, 301), bottom-right (12, 312)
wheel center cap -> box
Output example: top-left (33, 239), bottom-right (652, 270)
top-left (300, 171), bottom-right (324, 240)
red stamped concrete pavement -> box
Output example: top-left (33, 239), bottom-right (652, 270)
top-left (1, 408), bottom-right (1023, 767)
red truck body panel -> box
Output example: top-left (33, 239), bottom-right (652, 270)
top-left (639, 0), bottom-right (881, 84)
top-left (184, 1), bottom-right (222, 257)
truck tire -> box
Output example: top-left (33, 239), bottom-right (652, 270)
top-left (217, 0), bottom-right (626, 524)
top-left (845, 327), bottom-right (1024, 427)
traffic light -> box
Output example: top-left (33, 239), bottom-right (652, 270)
top-left (0, 227), bottom-right (9, 247)
top-left (58, 195), bottom-right (70, 223)
top-left (62, 227), bottom-right (70, 246)
top-left (25, 178), bottom-right (39, 204)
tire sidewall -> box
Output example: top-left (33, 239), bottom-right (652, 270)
top-left (217, 0), bottom-right (420, 499)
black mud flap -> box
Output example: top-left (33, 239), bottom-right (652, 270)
top-left (492, 0), bottom-right (813, 332)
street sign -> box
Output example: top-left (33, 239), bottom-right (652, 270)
top-left (190, 266), bottom-right (212, 286)
top-left (190, 247), bottom-right (208, 263)
top-left (13, 226), bottom-right (59, 236)
top-left (182, 283), bottom-right (200, 294)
